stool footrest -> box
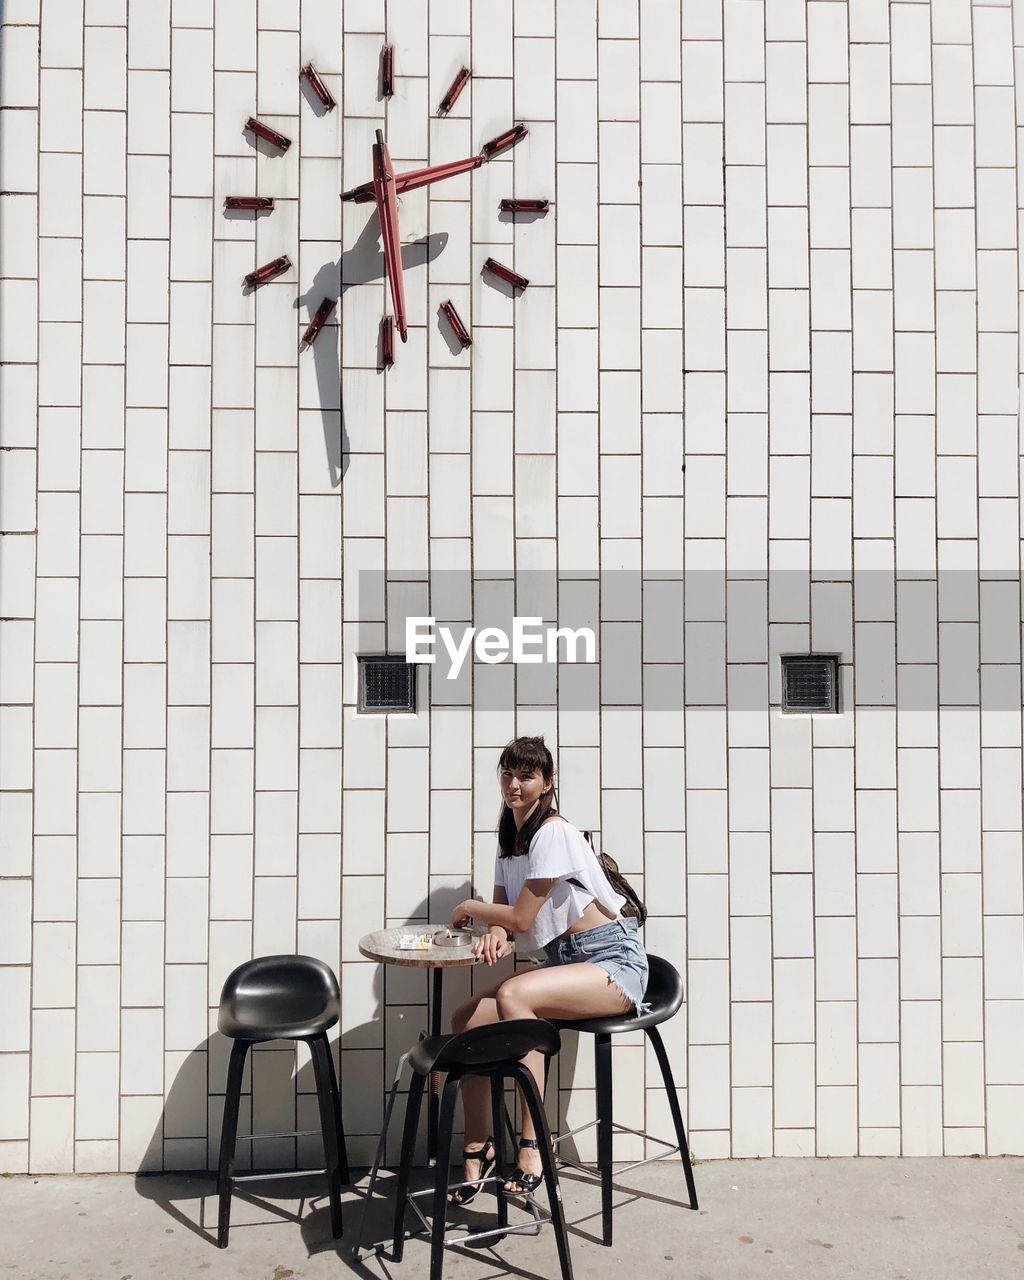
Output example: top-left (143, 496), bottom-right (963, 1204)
top-left (236, 1129), bottom-right (321, 1141)
top-left (231, 1167), bottom-right (326, 1184)
top-left (554, 1117), bottom-right (680, 1178)
top-left (407, 1176), bottom-right (547, 1245)
top-left (551, 1117), bottom-right (599, 1146)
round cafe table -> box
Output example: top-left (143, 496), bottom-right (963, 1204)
top-left (358, 925), bottom-right (516, 1162)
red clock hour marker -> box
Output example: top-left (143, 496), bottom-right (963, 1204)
top-left (499, 198), bottom-right (549, 214)
top-left (302, 62), bottom-right (336, 111)
top-left (482, 123), bottom-right (528, 157)
top-left (381, 44), bottom-right (395, 98)
top-left (441, 300), bottom-right (472, 349)
top-left (483, 257), bottom-right (529, 291)
top-left (245, 117), bottom-right (291, 151)
top-left (380, 316), bottom-right (395, 368)
top-left (301, 297), bottom-right (336, 348)
top-left (224, 196), bottom-right (275, 211)
top-left (438, 66), bottom-right (470, 115)
top-left (244, 255), bottom-right (291, 287)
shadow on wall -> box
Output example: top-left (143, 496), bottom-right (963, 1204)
top-left (131, 884), bottom-right (581, 1256)
top-left (295, 213), bottom-right (449, 487)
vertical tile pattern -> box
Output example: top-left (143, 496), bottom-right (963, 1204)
top-left (1, 0), bottom-right (1024, 1172)
top-left (123, 0), bottom-right (166, 1174)
top-left (0, 0), bottom-right (41, 1180)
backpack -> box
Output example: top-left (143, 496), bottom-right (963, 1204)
top-left (581, 830), bottom-right (648, 926)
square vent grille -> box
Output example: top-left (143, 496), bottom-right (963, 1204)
top-left (358, 656), bottom-right (416, 713)
top-left (782, 655), bottom-right (839, 714)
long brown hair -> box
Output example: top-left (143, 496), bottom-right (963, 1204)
top-left (496, 736), bottom-right (558, 858)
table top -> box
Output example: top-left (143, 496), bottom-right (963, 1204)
top-left (358, 925), bottom-right (516, 968)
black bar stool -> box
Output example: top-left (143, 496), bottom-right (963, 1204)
top-left (215, 954), bottom-right (350, 1248)
top-left (385, 1020), bottom-right (573, 1280)
top-left (551, 954), bottom-right (698, 1245)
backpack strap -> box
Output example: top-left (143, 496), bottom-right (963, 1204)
top-left (581, 831), bottom-right (648, 925)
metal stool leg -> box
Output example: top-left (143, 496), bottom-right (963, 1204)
top-left (392, 1071), bottom-right (426, 1260)
top-left (503, 1087), bottom-right (517, 1153)
top-left (216, 1039), bottom-right (249, 1248)
top-left (490, 1074), bottom-right (508, 1230)
top-left (355, 1050), bottom-right (411, 1261)
top-left (594, 1032), bottom-right (613, 1246)
top-left (310, 1034), bottom-right (344, 1239)
top-left (430, 1076), bottom-right (461, 1280)
top-left (646, 1025), bottom-right (698, 1210)
top-left (514, 1064), bottom-right (574, 1280)
top-left (427, 967), bottom-right (443, 1160)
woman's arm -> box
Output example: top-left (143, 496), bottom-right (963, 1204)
top-left (474, 886), bottom-right (510, 965)
top-left (452, 878), bottom-right (556, 937)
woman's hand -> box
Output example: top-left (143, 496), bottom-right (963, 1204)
top-left (450, 900), bottom-right (474, 930)
top-left (473, 927), bottom-right (509, 966)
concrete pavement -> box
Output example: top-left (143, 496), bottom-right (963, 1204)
top-left (3, 1156), bottom-right (1022, 1280)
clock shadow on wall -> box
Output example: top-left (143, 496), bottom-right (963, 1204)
top-left (292, 222), bottom-right (449, 487)
top-left (232, 123), bottom-right (354, 490)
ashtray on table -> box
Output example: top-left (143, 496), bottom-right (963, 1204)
top-left (432, 929), bottom-right (473, 948)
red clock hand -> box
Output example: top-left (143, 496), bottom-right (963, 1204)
top-left (386, 153), bottom-right (487, 197)
top-left (342, 125), bottom-right (528, 204)
top-left (344, 153), bottom-right (486, 205)
top-left (372, 128), bottom-right (408, 343)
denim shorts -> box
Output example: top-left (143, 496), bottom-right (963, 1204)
top-left (541, 917), bottom-right (651, 1016)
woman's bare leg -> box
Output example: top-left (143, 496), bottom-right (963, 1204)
top-left (493, 964), bottom-right (631, 1186)
top-left (448, 986), bottom-right (504, 1199)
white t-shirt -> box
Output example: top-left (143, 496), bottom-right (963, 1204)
top-left (492, 818), bottom-right (627, 954)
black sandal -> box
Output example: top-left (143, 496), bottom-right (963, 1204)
top-left (503, 1137), bottom-right (543, 1195)
top-left (449, 1136), bottom-right (496, 1206)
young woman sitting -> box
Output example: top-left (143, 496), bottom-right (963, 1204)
top-left (447, 735), bottom-right (649, 1201)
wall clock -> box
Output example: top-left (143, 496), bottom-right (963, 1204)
top-left (232, 60), bottom-right (549, 366)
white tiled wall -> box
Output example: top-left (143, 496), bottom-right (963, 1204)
top-left (1, 0), bottom-right (1024, 1173)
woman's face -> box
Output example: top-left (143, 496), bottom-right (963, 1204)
top-left (500, 765), bottom-right (551, 818)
